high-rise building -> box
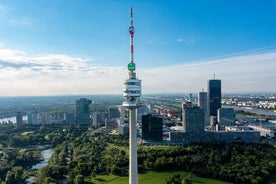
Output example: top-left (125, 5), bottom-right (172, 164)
top-left (16, 111), bottom-right (23, 125)
top-left (137, 104), bottom-right (151, 122)
top-left (118, 106), bottom-right (127, 125)
top-left (108, 106), bottom-right (121, 120)
top-left (198, 91), bottom-right (208, 126)
top-left (39, 113), bottom-right (52, 124)
top-left (218, 108), bottom-right (235, 126)
top-left (64, 113), bottom-right (75, 124)
top-left (75, 98), bottom-right (92, 124)
top-left (27, 113), bottom-right (33, 124)
top-left (182, 101), bottom-right (192, 109)
top-left (208, 79), bottom-right (221, 117)
top-left (189, 93), bottom-right (193, 102)
top-left (28, 112), bottom-right (39, 124)
top-left (142, 114), bottom-right (163, 142)
top-left (92, 112), bottom-right (108, 127)
top-left (182, 102), bottom-right (204, 142)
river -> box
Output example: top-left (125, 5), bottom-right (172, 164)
top-left (32, 148), bottom-right (54, 169)
top-left (26, 148), bottom-right (54, 184)
top-left (223, 105), bottom-right (276, 116)
top-left (0, 115), bottom-right (27, 124)
top-left (224, 105), bottom-right (276, 130)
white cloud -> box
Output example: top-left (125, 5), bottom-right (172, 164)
top-left (0, 48), bottom-right (25, 57)
top-left (176, 37), bottom-right (194, 44)
top-left (141, 52), bottom-right (276, 94)
top-left (0, 46), bottom-right (275, 96)
top-left (0, 47), bottom-right (126, 95)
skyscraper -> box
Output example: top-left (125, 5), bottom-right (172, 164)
top-left (108, 106), bottom-right (121, 120)
top-left (16, 111), bottom-right (23, 125)
top-left (92, 112), bottom-right (108, 127)
top-left (142, 114), bottom-right (163, 142)
top-left (198, 91), bottom-right (208, 126)
top-left (182, 102), bottom-right (204, 142)
top-left (75, 98), bottom-right (92, 124)
top-left (189, 93), bottom-right (193, 102)
top-left (217, 108), bottom-right (235, 126)
top-left (122, 7), bottom-right (142, 184)
top-left (64, 112), bottom-right (75, 124)
top-left (208, 79), bottom-right (221, 117)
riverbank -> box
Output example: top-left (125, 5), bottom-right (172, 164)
top-left (31, 148), bottom-right (54, 170)
top-left (25, 147), bottom-right (54, 184)
top-left (235, 110), bottom-right (276, 123)
top-left (223, 105), bottom-right (276, 117)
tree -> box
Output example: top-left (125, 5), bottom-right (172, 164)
top-left (42, 177), bottom-right (56, 184)
top-left (75, 174), bottom-right (85, 184)
top-left (166, 174), bottom-right (182, 184)
top-left (5, 167), bottom-right (24, 184)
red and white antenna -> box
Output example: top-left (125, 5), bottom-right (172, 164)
top-left (129, 7), bottom-right (134, 65)
top-left (127, 6), bottom-right (136, 75)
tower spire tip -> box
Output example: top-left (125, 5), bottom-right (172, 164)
top-left (130, 6), bottom-right (133, 17)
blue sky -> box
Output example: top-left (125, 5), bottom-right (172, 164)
top-left (0, 0), bottom-right (276, 96)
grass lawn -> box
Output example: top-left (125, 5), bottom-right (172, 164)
top-left (21, 131), bottom-right (33, 136)
top-left (90, 171), bottom-right (231, 184)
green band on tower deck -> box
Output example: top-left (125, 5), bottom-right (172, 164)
top-left (128, 63), bottom-right (136, 71)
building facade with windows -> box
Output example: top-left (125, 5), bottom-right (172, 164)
top-left (76, 98), bottom-right (92, 124)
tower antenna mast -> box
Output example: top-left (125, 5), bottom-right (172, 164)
top-left (130, 7), bottom-right (134, 64)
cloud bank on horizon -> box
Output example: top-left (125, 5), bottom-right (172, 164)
top-left (0, 46), bottom-right (275, 96)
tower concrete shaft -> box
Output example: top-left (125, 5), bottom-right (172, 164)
top-left (129, 108), bottom-right (138, 184)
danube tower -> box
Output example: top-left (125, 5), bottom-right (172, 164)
top-left (123, 7), bottom-right (142, 184)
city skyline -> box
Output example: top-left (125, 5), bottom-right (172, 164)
top-left (0, 0), bottom-right (276, 96)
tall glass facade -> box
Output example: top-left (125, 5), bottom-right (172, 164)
top-left (208, 79), bottom-right (221, 116)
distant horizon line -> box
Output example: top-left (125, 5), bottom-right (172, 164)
top-left (0, 92), bottom-right (275, 98)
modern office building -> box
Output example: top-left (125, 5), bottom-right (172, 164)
top-left (198, 91), bottom-right (208, 126)
top-left (27, 113), bottom-right (35, 124)
top-left (92, 112), bottom-right (108, 127)
top-left (182, 101), bottom-right (192, 109)
top-left (75, 98), bottom-right (92, 124)
top-left (142, 114), bottom-right (163, 142)
top-left (189, 93), bottom-right (193, 102)
top-left (16, 111), bottom-right (23, 125)
top-left (208, 79), bottom-right (221, 117)
top-left (64, 112), bottom-right (75, 124)
top-left (40, 113), bottom-right (52, 124)
top-left (182, 102), bottom-right (205, 142)
top-left (117, 106), bottom-right (128, 125)
top-left (217, 108), bottom-right (235, 126)
top-left (27, 113), bottom-right (52, 124)
top-left (108, 106), bottom-right (121, 120)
